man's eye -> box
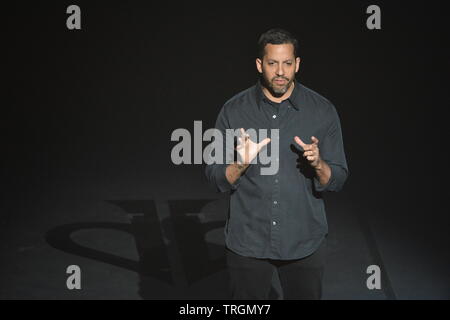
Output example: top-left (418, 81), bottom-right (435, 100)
top-left (286, 62), bottom-right (292, 65)
top-left (268, 62), bottom-right (274, 65)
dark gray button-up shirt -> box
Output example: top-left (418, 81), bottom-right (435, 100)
top-left (205, 80), bottom-right (349, 260)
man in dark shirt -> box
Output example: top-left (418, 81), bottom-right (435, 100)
top-left (205, 28), bottom-right (349, 299)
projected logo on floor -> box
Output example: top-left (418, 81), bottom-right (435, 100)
top-left (46, 198), bottom-right (249, 299)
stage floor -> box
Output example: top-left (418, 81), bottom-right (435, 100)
top-left (1, 166), bottom-right (448, 299)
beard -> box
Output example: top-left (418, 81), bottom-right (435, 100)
top-left (261, 73), bottom-right (295, 97)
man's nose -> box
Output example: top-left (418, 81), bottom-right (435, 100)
top-left (276, 65), bottom-right (285, 76)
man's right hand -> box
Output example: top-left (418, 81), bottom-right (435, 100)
top-left (225, 128), bottom-right (271, 186)
top-left (236, 128), bottom-right (271, 165)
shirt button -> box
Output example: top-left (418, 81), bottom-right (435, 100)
top-left (273, 200), bottom-right (278, 205)
top-left (273, 221), bottom-right (277, 226)
top-left (275, 179), bottom-right (279, 183)
top-left (272, 115), bottom-right (277, 119)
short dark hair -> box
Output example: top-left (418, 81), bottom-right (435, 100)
top-left (257, 28), bottom-right (299, 59)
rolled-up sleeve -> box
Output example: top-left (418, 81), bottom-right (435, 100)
top-left (313, 104), bottom-right (349, 192)
top-left (205, 105), bottom-right (242, 193)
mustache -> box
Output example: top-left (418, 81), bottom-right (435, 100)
top-left (272, 77), bottom-right (289, 81)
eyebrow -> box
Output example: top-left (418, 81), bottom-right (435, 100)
top-left (267, 59), bottom-right (293, 63)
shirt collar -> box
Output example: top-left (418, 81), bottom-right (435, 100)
top-left (255, 79), bottom-right (301, 111)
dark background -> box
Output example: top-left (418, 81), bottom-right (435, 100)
top-left (2, 1), bottom-right (449, 299)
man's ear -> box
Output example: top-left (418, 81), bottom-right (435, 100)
top-left (256, 58), bottom-right (263, 74)
top-left (295, 57), bottom-right (301, 73)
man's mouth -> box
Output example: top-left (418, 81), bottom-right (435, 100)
top-left (273, 79), bottom-right (287, 85)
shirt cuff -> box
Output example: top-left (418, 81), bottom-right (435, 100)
top-left (216, 164), bottom-right (242, 192)
top-left (313, 165), bottom-right (334, 192)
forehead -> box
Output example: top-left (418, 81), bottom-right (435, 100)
top-left (263, 43), bottom-right (295, 59)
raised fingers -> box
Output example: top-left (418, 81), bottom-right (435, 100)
top-left (294, 136), bottom-right (306, 148)
top-left (257, 138), bottom-right (271, 150)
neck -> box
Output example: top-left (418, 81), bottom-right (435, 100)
top-left (262, 81), bottom-right (295, 103)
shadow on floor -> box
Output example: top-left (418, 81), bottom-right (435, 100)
top-left (45, 198), bottom-right (282, 299)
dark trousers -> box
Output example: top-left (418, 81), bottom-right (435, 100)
top-left (226, 238), bottom-right (327, 300)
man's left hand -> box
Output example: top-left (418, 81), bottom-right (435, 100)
top-left (294, 136), bottom-right (322, 169)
